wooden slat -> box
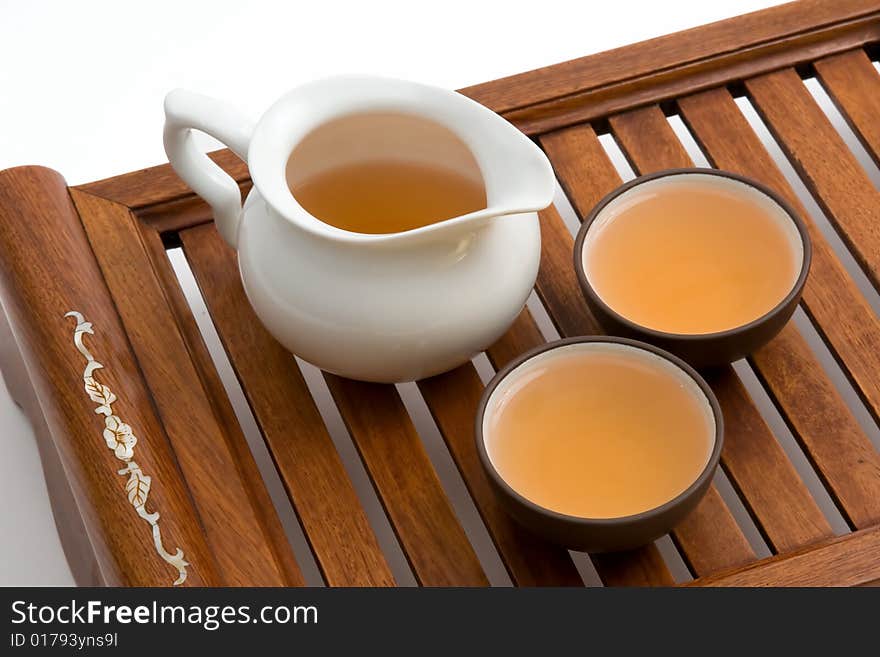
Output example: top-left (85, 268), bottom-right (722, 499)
top-left (693, 525), bottom-right (880, 587)
top-left (677, 87), bottom-right (880, 528)
top-left (417, 343), bottom-right (584, 586)
top-left (461, 0), bottom-right (880, 134)
top-left (607, 107), bottom-right (836, 550)
top-left (814, 49), bottom-right (880, 167)
top-left (71, 190), bottom-right (301, 586)
top-left (322, 374), bottom-right (488, 586)
top-left (746, 68), bottom-right (880, 290)
top-left (591, 549), bottom-right (675, 587)
top-left (671, 486), bottom-right (752, 573)
top-left (179, 223), bottom-right (395, 586)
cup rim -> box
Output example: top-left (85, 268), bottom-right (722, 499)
top-left (573, 168), bottom-right (813, 342)
top-left (474, 336), bottom-right (724, 528)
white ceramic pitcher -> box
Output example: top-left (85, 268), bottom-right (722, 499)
top-left (164, 76), bottom-right (554, 382)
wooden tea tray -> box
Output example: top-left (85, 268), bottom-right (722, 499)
top-left (2, 0), bottom-right (880, 587)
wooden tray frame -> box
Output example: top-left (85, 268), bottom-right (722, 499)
top-left (1, 0), bottom-right (880, 587)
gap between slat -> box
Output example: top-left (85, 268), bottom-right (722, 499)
top-left (712, 468), bottom-right (771, 560)
top-left (470, 353), bottom-right (495, 386)
top-left (394, 381), bottom-right (513, 586)
top-left (293, 360), bottom-right (418, 586)
top-left (654, 536), bottom-right (692, 584)
top-left (525, 289), bottom-right (561, 342)
top-left (568, 552), bottom-right (603, 587)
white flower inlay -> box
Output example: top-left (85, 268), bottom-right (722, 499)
top-left (65, 311), bottom-right (189, 585)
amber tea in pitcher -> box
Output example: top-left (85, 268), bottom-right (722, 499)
top-left (290, 160), bottom-right (486, 234)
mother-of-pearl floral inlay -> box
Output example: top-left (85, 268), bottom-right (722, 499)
top-left (65, 311), bottom-right (189, 585)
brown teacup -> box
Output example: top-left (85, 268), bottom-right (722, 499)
top-left (573, 169), bottom-right (812, 368)
top-left (475, 336), bottom-right (723, 552)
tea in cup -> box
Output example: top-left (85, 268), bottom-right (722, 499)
top-left (574, 169), bottom-right (811, 367)
top-left (476, 337), bottom-right (722, 552)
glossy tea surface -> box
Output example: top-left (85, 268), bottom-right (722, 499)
top-left (583, 176), bottom-right (801, 335)
top-left (484, 343), bottom-right (714, 519)
top-left (291, 160), bottom-right (486, 234)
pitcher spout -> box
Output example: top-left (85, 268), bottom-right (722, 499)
top-left (474, 121), bottom-right (557, 219)
top-left (416, 109), bottom-right (556, 240)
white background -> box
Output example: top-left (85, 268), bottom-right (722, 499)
top-left (0, 0), bottom-right (781, 585)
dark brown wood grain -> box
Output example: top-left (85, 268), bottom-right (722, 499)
top-left (71, 189), bottom-right (302, 586)
top-left (179, 223), bottom-right (395, 586)
top-left (0, 166), bottom-right (220, 586)
top-left (539, 124), bottom-right (757, 573)
top-left (323, 374), bottom-right (488, 586)
top-left (692, 525), bottom-right (880, 587)
top-left (746, 68), bottom-right (880, 290)
top-left (606, 106), bottom-right (836, 550)
top-left (417, 362), bottom-right (584, 586)
top-left (461, 0), bottom-right (880, 134)
top-left (676, 86), bottom-right (880, 529)
top-left (814, 48), bottom-right (880, 167)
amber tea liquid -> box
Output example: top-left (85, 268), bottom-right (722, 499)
top-left (290, 160), bottom-right (486, 234)
top-left (583, 176), bottom-right (801, 334)
top-left (485, 344), bottom-right (714, 519)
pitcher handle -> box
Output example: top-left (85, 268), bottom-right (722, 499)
top-left (163, 89), bottom-right (255, 248)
